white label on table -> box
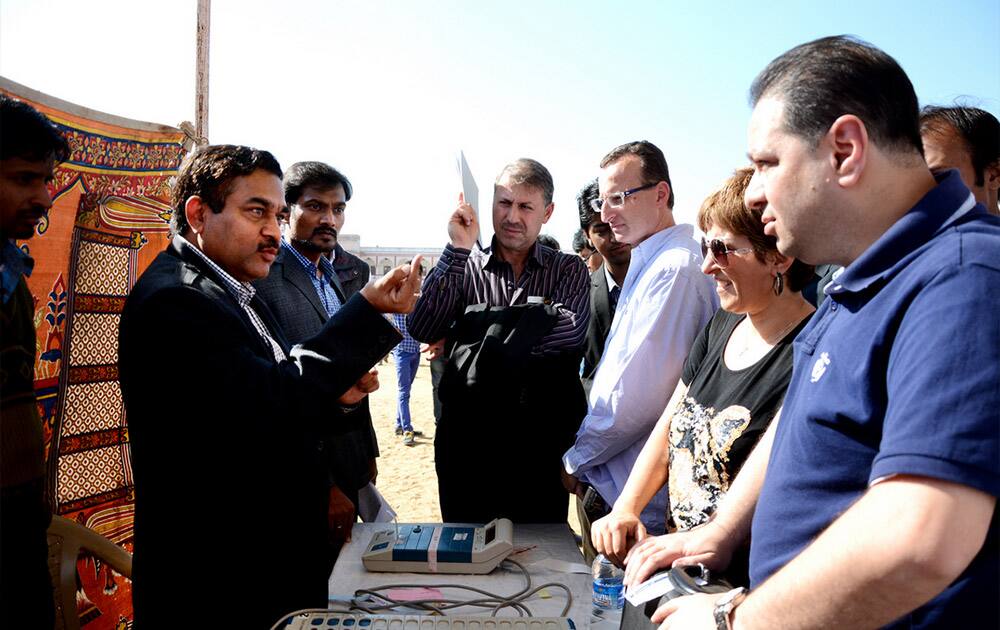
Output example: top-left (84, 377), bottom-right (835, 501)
top-left (625, 570), bottom-right (677, 605)
top-left (427, 527), bottom-right (443, 572)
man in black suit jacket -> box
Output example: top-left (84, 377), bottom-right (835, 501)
top-left (254, 161), bottom-right (378, 557)
top-left (332, 242), bottom-right (370, 298)
top-left (118, 145), bottom-right (422, 629)
top-left (577, 180), bottom-right (631, 394)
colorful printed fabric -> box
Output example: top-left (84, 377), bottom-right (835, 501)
top-left (1, 77), bottom-right (191, 629)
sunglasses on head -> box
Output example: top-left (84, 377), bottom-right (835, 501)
top-left (700, 237), bottom-right (754, 267)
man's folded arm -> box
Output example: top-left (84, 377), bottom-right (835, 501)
top-left (292, 292), bottom-right (401, 386)
top-left (732, 476), bottom-right (995, 630)
top-left (732, 266), bottom-right (1000, 629)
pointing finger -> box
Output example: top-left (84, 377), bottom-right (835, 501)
top-left (408, 255), bottom-right (424, 290)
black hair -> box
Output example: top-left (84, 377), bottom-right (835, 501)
top-left (0, 95), bottom-right (70, 163)
top-left (577, 179), bottom-right (601, 231)
top-left (920, 106), bottom-right (1000, 187)
top-left (536, 234), bottom-right (561, 251)
top-left (750, 35), bottom-right (923, 156)
top-left (572, 229), bottom-right (590, 253)
top-left (170, 144), bottom-right (282, 236)
top-left (282, 161), bottom-right (353, 206)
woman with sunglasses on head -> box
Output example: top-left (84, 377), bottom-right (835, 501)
top-left (590, 168), bottom-right (814, 586)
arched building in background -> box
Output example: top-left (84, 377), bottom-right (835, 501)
top-left (339, 233), bottom-right (440, 279)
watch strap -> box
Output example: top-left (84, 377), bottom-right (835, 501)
top-left (713, 586), bottom-right (748, 630)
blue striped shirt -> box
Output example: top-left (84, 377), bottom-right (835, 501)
top-left (407, 239), bottom-right (590, 355)
top-left (282, 239), bottom-right (343, 317)
top-left (391, 313), bottom-right (421, 355)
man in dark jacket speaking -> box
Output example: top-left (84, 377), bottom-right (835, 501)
top-left (119, 144), bottom-right (422, 629)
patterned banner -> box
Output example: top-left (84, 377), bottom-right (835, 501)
top-left (2, 76), bottom-right (192, 629)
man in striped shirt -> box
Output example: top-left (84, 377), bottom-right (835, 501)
top-left (408, 158), bottom-right (590, 524)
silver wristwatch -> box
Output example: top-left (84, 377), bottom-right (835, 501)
top-left (713, 586), bottom-right (748, 630)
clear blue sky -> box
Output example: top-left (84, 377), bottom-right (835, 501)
top-left (3, 0), bottom-right (998, 248)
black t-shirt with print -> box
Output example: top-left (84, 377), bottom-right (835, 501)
top-left (668, 308), bottom-right (810, 533)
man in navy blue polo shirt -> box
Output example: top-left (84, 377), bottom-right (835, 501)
top-left (627, 36), bottom-right (999, 630)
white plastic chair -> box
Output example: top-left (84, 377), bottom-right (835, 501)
top-left (47, 515), bottom-right (132, 630)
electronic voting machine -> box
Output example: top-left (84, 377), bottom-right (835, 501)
top-left (362, 518), bottom-right (513, 574)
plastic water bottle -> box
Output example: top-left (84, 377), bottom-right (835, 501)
top-left (592, 554), bottom-right (625, 611)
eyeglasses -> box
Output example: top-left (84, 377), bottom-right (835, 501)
top-left (589, 182), bottom-right (658, 213)
top-left (701, 237), bottom-right (753, 267)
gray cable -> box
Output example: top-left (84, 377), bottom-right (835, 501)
top-left (352, 558), bottom-right (573, 617)
top-left (352, 558), bottom-right (532, 615)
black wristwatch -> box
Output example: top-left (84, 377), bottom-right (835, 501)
top-left (713, 586), bottom-right (748, 630)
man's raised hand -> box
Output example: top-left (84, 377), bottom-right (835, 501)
top-left (448, 192), bottom-right (478, 250)
top-left (360, 255), bottom-right (424, 314)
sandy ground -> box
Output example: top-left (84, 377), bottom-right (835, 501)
top-left (369, 355), bottom-right (582, 537)
top-left (366, 355), bottom-right (441, 522)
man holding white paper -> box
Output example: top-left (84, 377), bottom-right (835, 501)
top-left (456, 149), bottom-right (481, 239)
top-left (408, 158), bottom-right (590, 524)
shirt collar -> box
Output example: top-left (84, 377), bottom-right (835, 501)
top-left (483, 236), bottom-right (548, 272)
top-left (603, 264), bottom-right (620, 291)
top-left (628, 223), bottom-right (694, 273)
top-left (175, 234), bottom-right (256, 307)
top-left (282, 238), bottom-right (335, 280)
top-left (0, 239), bottom-right (34, 304)
top-left (827, 170), bottom-right (978, 296)
top-left (1, 239), bottom-right (34, 278)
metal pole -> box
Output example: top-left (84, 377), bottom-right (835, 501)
top-left (195, 0), bottom-right (211, 144)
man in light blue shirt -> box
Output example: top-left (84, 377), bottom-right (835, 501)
top-left (563, 141), bottom-right (717, 548)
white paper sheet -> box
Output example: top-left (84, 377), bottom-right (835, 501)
top-left (455, 150), bottom-right (480, 245)
top-left (357, 483), bottom-right (397, 523)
